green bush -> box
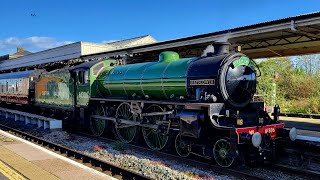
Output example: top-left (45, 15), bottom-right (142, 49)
top-left (256, 56), bottom-right (320, 114)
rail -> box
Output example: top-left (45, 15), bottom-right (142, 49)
top-left (73, 131), bottom-right (320, 180)
top-left (1, 108), bottom-right (320, 179)
top-left (0, 124), bottom-right (149, 180)
top-left (70, 132), bottom-right (268, 180)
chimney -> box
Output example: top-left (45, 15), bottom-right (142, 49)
top-left (17, 47), bottom-right (24, 53)
top-left (212, 42), bottom-right (230, 56)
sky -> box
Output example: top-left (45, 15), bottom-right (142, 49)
top-left (0, 0), bottom-right (319, 54)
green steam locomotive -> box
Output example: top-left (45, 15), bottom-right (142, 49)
top-left (0, 42), bottom-right (296, 167)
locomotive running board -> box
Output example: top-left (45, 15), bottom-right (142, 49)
top-left (90, 97), bottom-right (212, 107)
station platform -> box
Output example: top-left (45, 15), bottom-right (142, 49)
top-left (279, 116), bottom-right (320, 132)
top-left (0, 130), bottom-right (114, 180)
top-left (277, 116), bottom-right (320, 142)
top-left (296, 129), bottom-right (320, 143)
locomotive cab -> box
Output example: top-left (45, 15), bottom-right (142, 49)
top-left (69, 59), bottom-right (117, 107)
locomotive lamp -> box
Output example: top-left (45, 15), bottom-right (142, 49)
top-left (236, 45), bottom-right (241, 52)
top-left (273, 105), bottom-right (280, 122)
top-left (252, 132), bottom-right (262, 147)
top-left (236, 111), bottom-right (243, 125)
top-left (237, 118), bottom-right (243, 126)
top-left (259, 118), bottom-right (264, 124)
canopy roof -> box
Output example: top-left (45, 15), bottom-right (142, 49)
top-left (84, 12), bottom-right (320, 61)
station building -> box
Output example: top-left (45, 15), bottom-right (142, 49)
top-left (0, 47), bottom-right (32, 61)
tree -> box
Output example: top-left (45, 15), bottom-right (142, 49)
top-left (256, 57), bottom-right (292, 105)
top-left (295, 54), bottom-right (320, 76)
top-left (256, 55), bottom-right (320, 113)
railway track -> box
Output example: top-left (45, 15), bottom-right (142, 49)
top-left (0, 123), bottom-right (149, 180)
top-left (71, 131), bottom-right (320, 180)
top-left (1, 109), bottom-right (320, 179)
top-left (268, 163), bottom-right (320, 180)
top-left (0, 120), bottom-right (266, 180)
top-left (70, 131), bottom-right (268, 180)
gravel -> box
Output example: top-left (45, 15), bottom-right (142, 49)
top-left (1, 117), bottom-right (315, 180)
top-left (43, 131), bottom-right (232, 180)
top-left (42, 130), bottom-right (315, 180)
top-left (235, 166), bottom-right (307, 180)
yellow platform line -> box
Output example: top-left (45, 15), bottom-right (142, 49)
top-left (0, 146), bottom-right (59, 180)
top-left (0, 160), bottom-right (26, 180)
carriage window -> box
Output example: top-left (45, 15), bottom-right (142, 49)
top-left (16, 81), bottom-right (18, 92)
top-left (6, 82), bottom-right (8, 92)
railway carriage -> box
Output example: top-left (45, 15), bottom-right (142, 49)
top-left (0, 42), bottom-right (297, 167)
top-left (0, 70), bottom-right (40, 105)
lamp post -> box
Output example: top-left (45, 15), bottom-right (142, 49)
top-left (272, 71), bottom-right (278, 106)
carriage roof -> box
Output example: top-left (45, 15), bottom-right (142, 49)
top-left (0, 70), bottom-right (37, 79)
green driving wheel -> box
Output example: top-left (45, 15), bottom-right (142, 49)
top-left (175, 133), bottom-right (191, 157)
top-left (213, 139), bottom-right (234, 167)
top-left (90, 105), bottom-right (108, 136)
top-left (142, 104), bottom-right (169, 150)
top-left (114, 103), bottom-right (137, 143)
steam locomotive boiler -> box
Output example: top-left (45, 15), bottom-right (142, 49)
top-left (99, 42), bottom-right (255, 108)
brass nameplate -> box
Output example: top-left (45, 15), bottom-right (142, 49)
top-left (190, 79), bottom-right (215, 85)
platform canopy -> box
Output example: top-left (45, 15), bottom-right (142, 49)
top-left (84, 12), bottom-right (320, 62)
top-left (0, 35), bottom-right (156, 72)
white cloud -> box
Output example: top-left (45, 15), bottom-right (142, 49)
top-left (0, 36), bottom-right (73, 54)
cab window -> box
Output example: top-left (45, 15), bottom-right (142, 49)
top-left (78, 70), bottom-right (89, 85)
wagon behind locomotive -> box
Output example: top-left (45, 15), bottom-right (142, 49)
top-left (0, 70), bottom-right (40, 105)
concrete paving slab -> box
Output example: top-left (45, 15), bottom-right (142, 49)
top-left (0, 130), bottom-right (115, 180)
top-left (32, 159), bottom-right (80, 173)
top-left (3, 143), bottom-right (56, 161)
top-left (0, 146), bottom-right (58, 180)
top-left (54, 169), bottom-right (109, 180)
